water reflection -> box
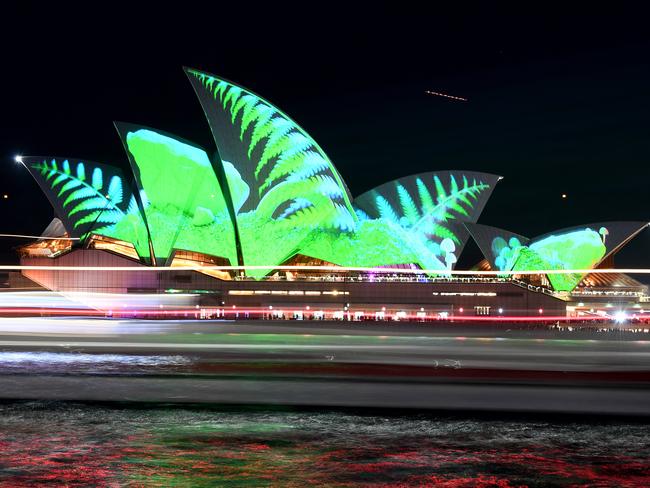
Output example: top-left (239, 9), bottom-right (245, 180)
top-left (0, 402), bottom-right (647, 487)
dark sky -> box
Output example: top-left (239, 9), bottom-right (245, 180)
top-left (1, 3), bottom-right (648, 271)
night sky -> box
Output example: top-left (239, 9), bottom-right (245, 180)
top-left (1, 4), bottom-right (648, 271)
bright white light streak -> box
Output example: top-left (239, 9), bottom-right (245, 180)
top-left (0, 316), bottom-right (174, 334)
top-left (0, 290), bottom-right (197, 313)
top-left (425, 90), bottom-right (468, 102)
top-left (58, 291), bottom-right (198, 310)
top-left (0, 291), bottom-right (91, 309)
top-left (0, 234), bottom-right (80, 240)
top-left (2, 264), bottom-right (650, 275)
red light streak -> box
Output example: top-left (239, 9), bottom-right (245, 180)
top-left (0, 306), bottom-right (644, 324)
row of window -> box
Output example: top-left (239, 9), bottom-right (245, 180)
top-left (228, 290), bottom-right (350, 296)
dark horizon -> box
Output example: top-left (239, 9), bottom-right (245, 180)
top-left (1, 4), bottom-right (648, 272)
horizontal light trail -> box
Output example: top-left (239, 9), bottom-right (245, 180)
top-left (0, 234), bottom-right (80, 241)
top-left (3, 263), bottom-right (650, 275)
top-left (425, 90), bottom-right (468, 101)
top-left (0, 340), bottom-right (645, 350)
top-left (0, 341), bottom-right (455, 349)
top-left (0, 307), bottom-right (645, 323)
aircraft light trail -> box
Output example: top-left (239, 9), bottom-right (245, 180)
top-left (425, 90), bottom-right (468, 102)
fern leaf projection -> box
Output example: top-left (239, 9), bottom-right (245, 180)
top-left (186, 69), bottom-right (356, 232)
top-left (24, 157), bottom-right (149, 257)
top-left (354, 172), bottom-right (496, 269)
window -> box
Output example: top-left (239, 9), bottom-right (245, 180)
top-left (474, 306), bottom-right (491, 316)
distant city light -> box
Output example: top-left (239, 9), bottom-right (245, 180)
top-left (562, 194), bottom-right (567, 199)
top-left (498, 308), bottom-right (503, 314)
top-left (14, 155), bottom-right (23, 164)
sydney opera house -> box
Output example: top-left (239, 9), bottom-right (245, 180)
top-left (13, 68), bottom-right (649, 318)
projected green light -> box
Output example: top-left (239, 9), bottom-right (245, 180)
top-left (188, 69), bottom-right (359, 277)
top-left (318, 173), bottom-right (494, 271)
top-left (29, 158), bottom-right (151, 258)
top-left (124, 128), bottom-right (238, 265)
top-left (25, 71), bottom-right (500, 275)
top-left (491, 228), bottom-right (607, 291)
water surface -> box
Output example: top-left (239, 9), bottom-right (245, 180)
top-left (0, 402), bottom-right (648, 487)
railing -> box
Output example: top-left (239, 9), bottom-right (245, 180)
top-left (570, 290), bottom-right (646, 298)
top-left (234, 274), bottom-right (510, 283)
top-left (231, 272), bottom-right (560, 291)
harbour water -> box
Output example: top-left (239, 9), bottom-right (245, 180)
top-left (0, 402), bottom-right (648, 487)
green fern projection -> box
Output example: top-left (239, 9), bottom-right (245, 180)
top-left (29, 158), bottom-right (150, 258)
top-left (23, 74), bottom-right (499, 276)
top-left (187, 69), bottom-right (358, 276)
top-left (305, 173), bottom-right (493, 270)
top-left (371, 174), bottom-right (489, 244)
top-left (23, 70), bottom-right (647, 286)
top-left (188, 70), bottom-right (355, 221)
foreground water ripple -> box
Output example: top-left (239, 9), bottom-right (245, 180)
top-left (0, 402), bottom-right (648, 487)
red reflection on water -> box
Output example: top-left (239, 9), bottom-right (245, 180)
top-left (0, 416), bottom-right (649, 487)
